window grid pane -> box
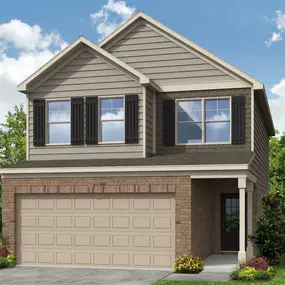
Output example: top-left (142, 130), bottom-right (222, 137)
top-left (204, 98), bottom-right (230, 143)
top-left (47, 101), bottom-right (71, 144)
top-left (100, 98), bottom-right (125, 142)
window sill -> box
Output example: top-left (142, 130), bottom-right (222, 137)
top-left (45, 143), bottom-right (71, 146)
top-left (176, 142), bottom-right (232, 146)
top-left (98, 141), bottom-right (125, 145)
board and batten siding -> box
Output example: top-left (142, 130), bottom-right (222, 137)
top-left (28, 48), bottom-right (144, 161)
top-left (107, 23), bottom-right (238, 86)
top-left (156, 88), bottom-right (252, 154)
top-left (250, 99), bottom-right (270, 215)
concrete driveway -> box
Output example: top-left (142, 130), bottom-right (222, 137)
top-left (0, 266), bottom-right (171, 285)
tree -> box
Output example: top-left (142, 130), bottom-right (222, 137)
top-left (249, 193), bottom-right (285, 264)
top-left (0, 105), bottom-right (26, 168)
top-left (0, 104), bottom-right (26, 234)
top-left (269, 130), bottom-right (285, 210)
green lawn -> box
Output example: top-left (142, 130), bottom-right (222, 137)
top-left (152, 259), bottom-right (285, 285)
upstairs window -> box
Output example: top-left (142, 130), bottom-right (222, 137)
top-left (47, 100), bottom-right (71, 144)
top-left (99, 97), bottom-right (125, 143)
top-left (205, 99), bottom-right (230, 143)
top-left (176, 98), bottom-right (230, 144)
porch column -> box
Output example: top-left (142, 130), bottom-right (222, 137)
top-left (238, 177), bottom-right (246, 263)
top-left (247, 181), bottom-right (254, 260)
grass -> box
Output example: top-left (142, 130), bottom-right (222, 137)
top-left (152, 258), bottom-right (285, 285)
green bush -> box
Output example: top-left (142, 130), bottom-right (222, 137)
top-left (229, 268), bottom-right (240, 280)
top-left (230, 265), bottom-right (277, 281)
top-left (173, 254), bottom-right (204, 273)
top-left (6, 254), bottom-right (16, 267)
top-left (266, 266), bottom-right (277, 278)
top-left (0, 257), bottom-right (8, 268)
top-left (238, 267), bottom-right (256, 281)
top-left (253, 270), bottom-right (269, 280)
top-left (249, 193), bottom-right (285, 264)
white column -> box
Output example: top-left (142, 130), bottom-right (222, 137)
top-left (247, 181), bottom-right (254, 260)
top-left (238, 177), bottom-right (247, 263)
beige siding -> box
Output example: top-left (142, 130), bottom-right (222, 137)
top-left (28, 49), bottom-right (143, 161)
top-left (108, 24), bottom-right (237, 86)
top-left (146, 87), bottom-right (153, 156)
top-left (250, 99), bottom-right (270, 215)
top-left (156, 88), bottom-right (252, 154)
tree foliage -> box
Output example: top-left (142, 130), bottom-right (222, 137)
top-left (249, 193), bottom-right (285, 264)
top-left (0, 104), bottom-right (27, 234)
top-left (269, 130), bottom-right (285, 210)
top-left (0, 104), bottom-right (26, 168)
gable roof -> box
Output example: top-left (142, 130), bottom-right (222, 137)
top-left (99, 11), bottom-right (274, 136)
top-left (17, 36), bottom-right (154, 93)
top-left (99, 12), bottom-right (264, 89)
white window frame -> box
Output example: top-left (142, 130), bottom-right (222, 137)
top-left (46, 98), bottom-right (71, 146)
top-left (98, 95), bottom-right (125, 144)
top-left (175, 96), bottom-right (232, 145)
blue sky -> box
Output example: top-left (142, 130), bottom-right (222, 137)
top-left (1, 0), bottom-right (285, 130)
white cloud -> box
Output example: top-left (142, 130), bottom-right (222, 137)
top-left (265, 10), bottom-right (285, 47)
top-left (90, 0), bottom-right (136, 40)
top-left (0, 20), bottom-right (67, 124)
top-left (265, 32), bottom-right (282, 47)
top-left (269, 78), bottom-right (285, 132)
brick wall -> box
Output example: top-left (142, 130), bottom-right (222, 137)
top-left (2, 176), bottom-right (192, 258)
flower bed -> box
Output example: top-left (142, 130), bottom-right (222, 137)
top-left (230, 258), bottom-right (277, 282)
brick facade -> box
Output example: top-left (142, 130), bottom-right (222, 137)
top-left (2, 176), bottom-right (192, 258)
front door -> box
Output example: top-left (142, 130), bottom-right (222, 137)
top-left (221, 194), bottom-right (239, 251)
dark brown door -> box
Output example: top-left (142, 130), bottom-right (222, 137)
top-left (221, 194), bottom-right (239, 251)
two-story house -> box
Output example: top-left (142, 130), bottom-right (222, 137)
top-left (0, 12), bottom-right (274, 269)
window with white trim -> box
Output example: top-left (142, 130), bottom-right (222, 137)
top-left (176, 98), bottom-right (230, 144)
top-left (100, 97), bottom-right (125, 143)
top-left (47, 100), bottom-right (71, 144)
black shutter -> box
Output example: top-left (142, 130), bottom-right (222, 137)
top-left (33, 100), bottom-right (45, 147)
top-left (71, 97), bottom-right (84, 145)
top-left (86, 96), bottom-right (98, 145)
top-left (232, 96), bottom-right (245, 145)
top-left (125, 95), bottom-right (138, 144)
top-left (163, 100), bottom-right (175, 146)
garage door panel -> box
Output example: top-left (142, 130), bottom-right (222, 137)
top-left (21, 216), bottom-right (36, 227)
top-left (17, 194), bottom-right (175, 268)
top-left (38, 252), bottom-right (54, 264)
top-left (38, 199), bottom-right (54, 210)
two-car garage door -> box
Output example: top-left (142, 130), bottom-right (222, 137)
top-left (16, 194), bottom-right (175, 268)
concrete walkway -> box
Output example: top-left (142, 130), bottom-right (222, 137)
top-left (164, 254), bottom-right (238, 282)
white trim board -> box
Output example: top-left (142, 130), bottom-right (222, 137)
top-left (0, 164), bottom-right (249, 175)
top-left (99, 12), bottom-right (263, 90)
top-left (17, 37), bottom-right (152, 93)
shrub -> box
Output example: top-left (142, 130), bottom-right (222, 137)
top-left (0, 246), bottom-right (9, 258)
top-left (173, 254), bottom-right (204, 273)
top-left (246, 257), bottom-right (269, 270)
top-left (6, 254), bottom-right (16, 267)
top-left (266, 266), bottom-right (277, 278)
top-left (229, 268), bottom-right (241, 280)
top-left (0, 257), bottom-right (8, 268)
top-left (238, 267), bottom-right (256, 281)
top-left (252, 270), bottom-right (270, 280)
top-left (249, 193), bottom-right (285, 264)
top-left (230, 265), bottom-right (277, 281)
